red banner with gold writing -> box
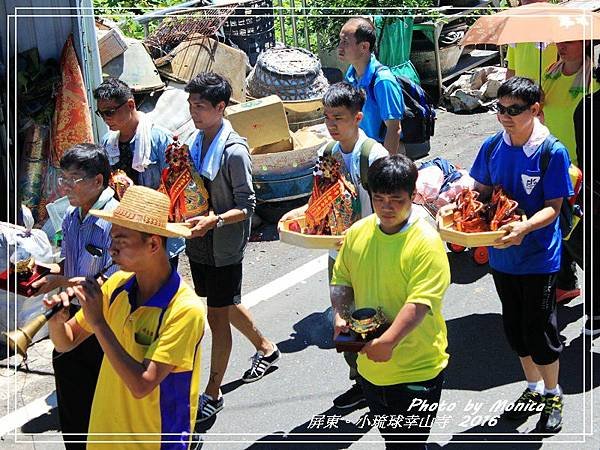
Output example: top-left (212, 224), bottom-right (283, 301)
top-left (306, 181), bottom-right (343, 226)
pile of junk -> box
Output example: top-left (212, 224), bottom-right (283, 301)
top-left (97, 0), bottom-right (334, 221)
top-left (4, 0), bottom-right (334, 349)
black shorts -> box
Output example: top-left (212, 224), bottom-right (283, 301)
top-left (189, 260), bottom-right (242, 308)
top-left (491, 270), bottom-right (562, 365)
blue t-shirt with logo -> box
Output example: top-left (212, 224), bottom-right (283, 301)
top-left (345, 55), bottom-right (405, 142)
top-left (469, 134), bottom-right (573, 275)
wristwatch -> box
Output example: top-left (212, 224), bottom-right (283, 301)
top-left (216, 215), bottom-right (225, 228)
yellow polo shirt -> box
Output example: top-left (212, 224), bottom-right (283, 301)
top-left (506, 43), bottom-right (557, 83)
top-left (542, 71), bottom-right (600, 166)
top-left (332, 214), bottom-right (450, 386)
top-left (75, 270), bottom-right (205, 449)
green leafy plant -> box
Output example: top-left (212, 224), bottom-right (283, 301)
top-left (93, 0), bottom-right (182, 39)
top-left (273, 0), bottom-right (439, 52)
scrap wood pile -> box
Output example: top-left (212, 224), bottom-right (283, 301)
top-left (143, 5), bottom-right (237, 60)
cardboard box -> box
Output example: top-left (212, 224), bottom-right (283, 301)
top-left (97, 28), bottom-right (128, 66)
top-left (225, 95), bottom-right (291, 149)
top-left (250, 121), bottom-right (328, 155)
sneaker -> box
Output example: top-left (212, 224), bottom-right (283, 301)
top-left (556, 288), bottom-right (581, 303)
top-left (333, 383), bottom-right (367, 409)
top-left (584, 316), bottom-right (600, 337)
top-left (535, 394), bottom-right (563, 433)
top-left (503, 388), bottom-right (544, 420)
top-left (242, 344), bottom-right (281, 383)
top-left (197, 393), bottom-right (224, 422)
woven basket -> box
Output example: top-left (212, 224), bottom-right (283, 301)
top-left (247, 47), bottom-right (329, 101)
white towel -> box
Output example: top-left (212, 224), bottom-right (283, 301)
top-left (105, 112), bottom-right (153, 173)
top-left (502, 117), bottom-right (550, 157)
top-left (193, 119), bottom-right (236, 181)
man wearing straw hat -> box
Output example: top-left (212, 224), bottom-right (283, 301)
top-left (44, 186), bottom-right (206, 449)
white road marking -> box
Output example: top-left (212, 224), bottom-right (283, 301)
top-left (0, 391), bottom-right (56, 437)
top-left (0, 254), bottom-right (328, 435)
top-left (241, 254), bottom-right (328, 308)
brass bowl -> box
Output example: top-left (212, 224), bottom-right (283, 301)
top-left (349, 307), bottom-right (386, 339)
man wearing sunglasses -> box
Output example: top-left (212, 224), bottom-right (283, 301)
top-left (32, 144), bottom-right (119, 449)
top-left (93, 78), bottom-right (185, 264)
top-left (469, 77), bottom-right (573, 434)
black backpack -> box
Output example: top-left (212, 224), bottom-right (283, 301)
top-left (485, 132), bottom-right (582, 240)
top-left (369, 65), bottom-right (436, 144)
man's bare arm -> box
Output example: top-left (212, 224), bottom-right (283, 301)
top-left (93, 321), bottom-right (175, 398)
top-left (330, 285), bottom-right (355, 338)
top-left (383, 119), bottom-right (404, 156)
top-left (360, 302), bottom-right (431, 362)
top-left (44, 289), bottom-right (93, 353)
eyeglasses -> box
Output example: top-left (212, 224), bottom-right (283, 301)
top-left (496, 103), bottom-right (531, 117)
top-left (57, 176), bottom-right (90, 187)
top-left (95, 100), bottom-right (128, 118)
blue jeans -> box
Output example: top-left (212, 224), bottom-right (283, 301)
top-left (358, 371), bottom-right (445, 450)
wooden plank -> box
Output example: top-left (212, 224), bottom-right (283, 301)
top-left (157, 36), bottom-right (247, 103)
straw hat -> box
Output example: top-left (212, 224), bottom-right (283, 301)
top-left (90, 186), bottom-right (191, 238)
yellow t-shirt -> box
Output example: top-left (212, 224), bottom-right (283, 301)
top-left (506, 43), bottom-right (557, 83)
top-left (331, 214), bottom-right (450, 386)
top-left (542, 70), bottom-right (600, 166)
top-left (75, 270), bottom-right (206, 449)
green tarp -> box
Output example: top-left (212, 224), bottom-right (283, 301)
top-left (374, 17), bottom-right (421, 85)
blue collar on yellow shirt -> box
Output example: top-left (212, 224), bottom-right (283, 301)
top-left (120, 268), bottom-right (181, 311)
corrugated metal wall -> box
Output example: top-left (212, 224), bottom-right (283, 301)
top-left (1, 0), bottom-right (83, 66)
top-left (1, 0), bottom-right (105, 222)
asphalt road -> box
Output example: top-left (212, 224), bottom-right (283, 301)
top-left (1, 109), bottom-right (598, 449)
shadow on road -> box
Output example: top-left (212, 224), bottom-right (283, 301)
top-left (443, 305), bottom-right (599, 393)
top-left (438, 418), bottom-right (544, 449)
top-left (276, 308), bottom-right (334, 354)
top-left (443, 312), bottom-right (522, 391)
top-left (447, 251), bottom-right (491, 285)
top-left (245, 405), bottom-right (371, 449)
top-left (20, 407), bottom-right (59, 433)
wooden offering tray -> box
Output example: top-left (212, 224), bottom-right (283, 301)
top-left (436, 204), bottom-right (513, 248)
top-left (278, 216), bottom-right (345, 250)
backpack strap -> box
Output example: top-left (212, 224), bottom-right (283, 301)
top-left (538, 135), bottom-right (559, 175)
top-left (322, 141), bottom-right (337, 158)
top-left (484, 132), bottom-right (504, 168)
top-left (359, 138), bottom-right (377, 191)
top-left (368, 64), bottom-right (387, 96)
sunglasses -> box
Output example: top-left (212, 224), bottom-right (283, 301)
top-left (496, 103), bottom-right (531, 117)
top-left (57, 175), bottom-right (91, 187)
top-left (95, 100), bottom-right (128, 118)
